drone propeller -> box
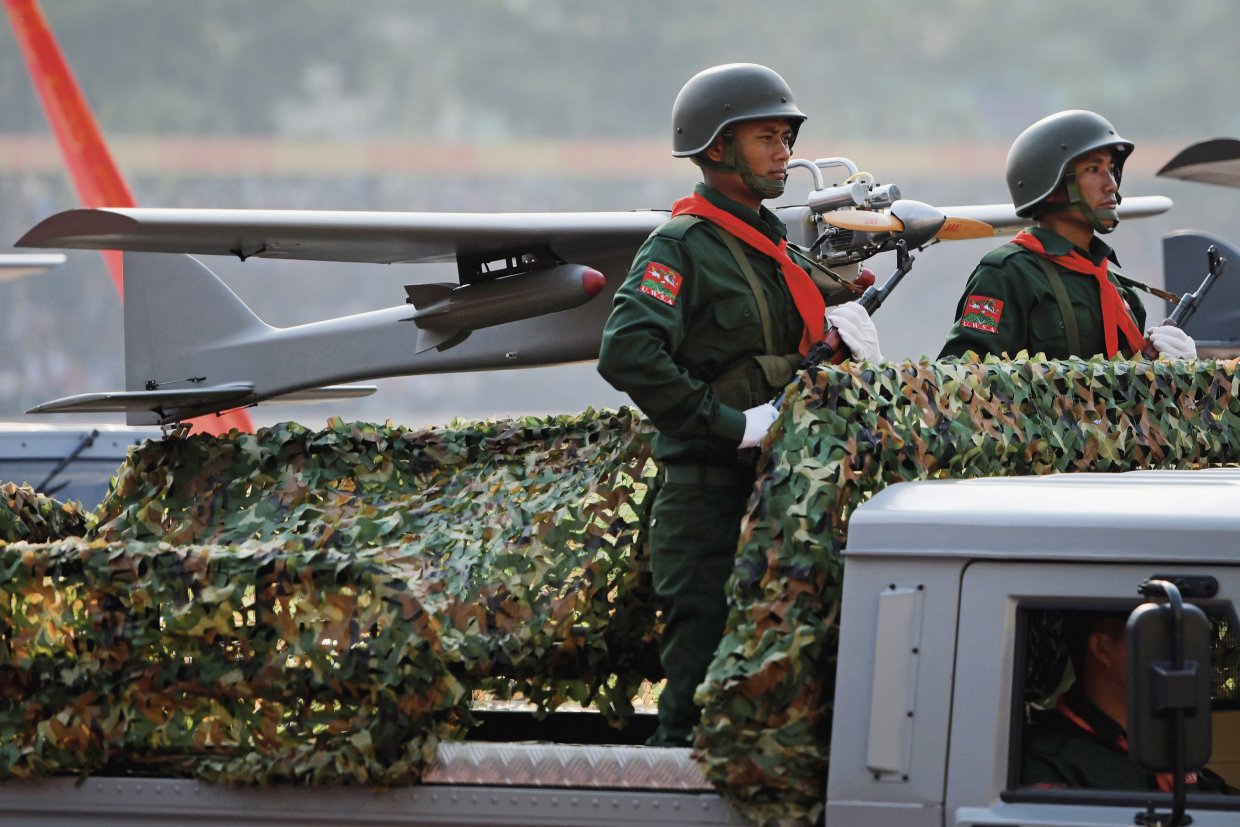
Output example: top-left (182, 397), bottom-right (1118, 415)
top-left (820, 209), bottom-right (904, 234)
top-left (934, 216), bottom-right (994, 240)
top-left (822, 204), bottom-right (993, 242)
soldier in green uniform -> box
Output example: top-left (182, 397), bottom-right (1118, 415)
top-left (940, 110), bottom-right (1197, 361)
top-left (1022, 612), bottom-right (1234, 793)
top-left (596, 63), bottom-right (882, 747)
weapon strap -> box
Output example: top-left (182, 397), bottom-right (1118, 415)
top-left (1033, 255), bottom-right (1083, 358)
top-left (669, 215), bottom-right (796, 409)
top-left (712, 226), bottom-right (777, 355)
top-left (715, 227), bottom-right (803, 407)
top-left (671, 193), bottom-right (825, 354)
top-left (1115, 272), bottom-right (1177, 303)
top-left (665, 215), bottom-right (777, 354)
top-left (1013, 231), bottom-right (1144, 356)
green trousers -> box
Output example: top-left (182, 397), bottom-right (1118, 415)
top-left (646, 472), bottom-right (753, 747)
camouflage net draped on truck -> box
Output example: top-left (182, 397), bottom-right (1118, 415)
top-left (695, 353), bottom-right (1240, 826)
top-left (0, 481), bottom-right (88, 543)
top-left (0, 409), bottom-right (659, 782)
top-left (1, 356), bottom-right (1239, 826)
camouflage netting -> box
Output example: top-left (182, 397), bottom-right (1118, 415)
top-left (0, 482), bottom-right (88, 543)
top-left (0, 539), bottom-right (463, 784)
top-left (1, 357), bottom-right (1239, 825)
top-left (695, 354), bottom-right (1240, 826)
top-left (1, 409), bottom-right (659, 783)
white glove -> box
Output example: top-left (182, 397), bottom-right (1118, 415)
top-left (826, 301), bottom-right (883, 362)
top-left (739, 402), bottom-right (778, 448)
top-left (1148, 324), bottom-right (1197, 359)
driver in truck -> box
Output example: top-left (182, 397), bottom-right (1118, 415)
top-left (1022, 610), bottom-right (1235, 793)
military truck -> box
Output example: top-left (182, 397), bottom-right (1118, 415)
top-left (1, 466), bottom-right (1236, 826)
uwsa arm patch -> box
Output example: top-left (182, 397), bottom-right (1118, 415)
top-left (960, 294), bottom-right (1004, 334)
top-left (638, 262), bottom-right (683, 306)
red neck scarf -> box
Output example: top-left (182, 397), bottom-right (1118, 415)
top-left (672, 192), bottom-right (825, 356)
top-left (1012, 231), bottom-right (1144, 358)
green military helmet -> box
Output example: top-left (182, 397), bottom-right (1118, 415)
top-left (671, 63), bottom-right (806, 157)
top-left (1006, 109), bottom-right (1134, 218)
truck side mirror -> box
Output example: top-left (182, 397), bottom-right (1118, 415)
top-left (1126, 580), bottom-right (1212, 774)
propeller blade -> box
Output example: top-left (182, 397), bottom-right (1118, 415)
top-left (820, 209), bottom-right (905, 233)
top-left (936, 216), bottom-right (994, 240)
top-left (821, 201), bottom-right (967, 248)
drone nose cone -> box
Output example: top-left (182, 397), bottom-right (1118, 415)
top-left (582, 267), bottom-right (606, 297)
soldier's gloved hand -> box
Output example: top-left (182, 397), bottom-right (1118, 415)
top-left (826, 301), bottom-right (883, 361)
top-left (1148, 324), bottom-right (1197, 359)
top-left (739, 402), bottom-right (778, 449)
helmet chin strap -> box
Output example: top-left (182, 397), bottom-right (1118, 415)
top-left (1062, 170), bottom-right (1120, 234)
top-left (743, 169), bottom-right (786, 199)
top-left (693, 132), bottom-right (786, 200)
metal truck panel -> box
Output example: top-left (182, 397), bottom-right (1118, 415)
top-left (0, 774), bottom-right (748, 827)
top-left (827, 562), bottom-right (965, 816)
top-left (847, 470), bottom-right (1240, 561)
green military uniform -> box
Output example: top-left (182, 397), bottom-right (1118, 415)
top-left (1022, 684), bottom-right (1235, 793)
top-left (597, 182), bottom-right (817, 746)
top-left (940, 226), bottom-right (1147, 360)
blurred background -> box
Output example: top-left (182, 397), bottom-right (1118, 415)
top-left (2, 0), bottom-right (1238, 430)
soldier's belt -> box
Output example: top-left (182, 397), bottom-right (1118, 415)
top-left (661, 463), bottom-right (753, 487)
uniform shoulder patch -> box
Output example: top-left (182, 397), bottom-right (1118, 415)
top-left (960, 294), bottom-right (1004, 334)
top-left (638, 261), bottom-right (683, 306)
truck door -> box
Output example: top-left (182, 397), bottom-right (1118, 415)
top-left (945, 561), bottom-right (1240, 827)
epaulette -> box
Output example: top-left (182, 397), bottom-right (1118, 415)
top-left (978, 241), bottom-right (1027, 268)
top-left (654, 213), bottom-right (704, 241)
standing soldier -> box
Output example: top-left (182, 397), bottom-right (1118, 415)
top-left (597, 63), bottom-right (882, 747)
top-left (940, 110), bottom-right (1197, 361)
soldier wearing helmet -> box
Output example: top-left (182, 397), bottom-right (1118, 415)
top-left (597, 63), bottom-right (882, 747)
top-left (940, 110), bottom-right (1196, 361)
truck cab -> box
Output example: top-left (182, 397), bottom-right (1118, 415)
top-left (832, 468), bottom-right (1240, 826)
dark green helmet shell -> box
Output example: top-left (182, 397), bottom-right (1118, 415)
top-left (1006, 110), bottom-right (1134, 217)
top-left (671, 63), bottom-right (806, 157)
